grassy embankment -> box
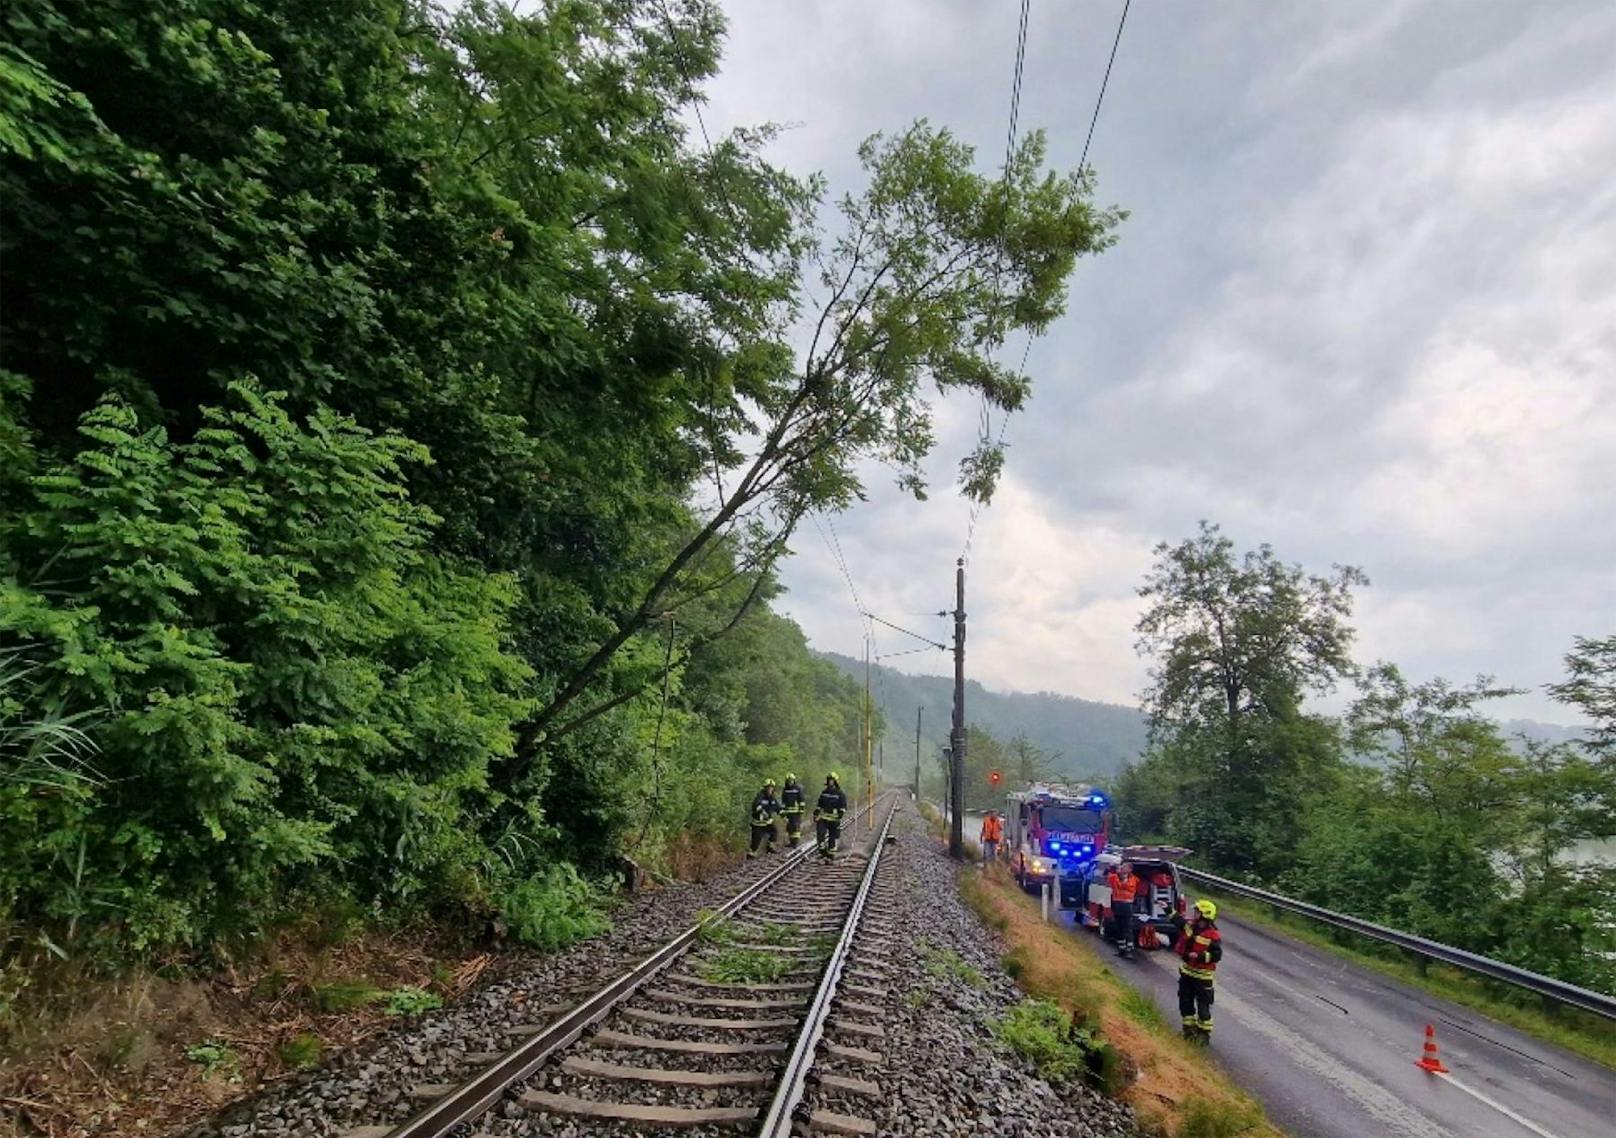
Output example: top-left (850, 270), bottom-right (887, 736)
top-left (1191, 884), bottom-right (1616, 1072)
top-left (914, 804), bottom-right (1280, 1138)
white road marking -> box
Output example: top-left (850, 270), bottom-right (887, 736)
top-left (1210, 985), bottom-right (1452, 1138)
top-left (1436, 1073), bottom-right (1566, 1138)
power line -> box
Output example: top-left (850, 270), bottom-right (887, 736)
top-left (654, 0), bottom-right (737, 221)
top-left (963, 0), bottom-right (1035, 563)
top-left (964, 0), bottom-right (1133, 564)
top-left (1080, 0), bottom-right (1132, 170)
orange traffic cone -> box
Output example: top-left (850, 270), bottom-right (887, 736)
top-left (1415, 1023), bottom-right (1449, 1073)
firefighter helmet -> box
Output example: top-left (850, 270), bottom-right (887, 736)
top-left (827, 771), bottom-right (841, 783)
top-left (1194, 899), bottom-right (1217, 920)
top-left (764, 778), bottom-right (777, 788)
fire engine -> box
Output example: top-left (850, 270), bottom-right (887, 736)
top-left (1004, 782), bottom-right (1113, 901)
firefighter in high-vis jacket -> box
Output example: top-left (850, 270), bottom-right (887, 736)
top-left (814, 772), bottom-right (848, 860)
top-left (780, 774), bottom-right (807, 846)
top-left (1176, 899), bottom-right (1222, 1042)
top-left (748, 779), bottom-right (781, 858)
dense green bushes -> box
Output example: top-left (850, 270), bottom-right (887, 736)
top-left (5, 0), bottom-right (1110, 984)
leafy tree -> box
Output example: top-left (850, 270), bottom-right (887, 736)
top-left (1137, 521), bottom-right (1365, 735)
top-left (508, 121), bottom-right (1122, 773)
top-left (1549, 635), bottom-right (1616, 756)
top-left (1132, 523), bottom-right (1361, 875)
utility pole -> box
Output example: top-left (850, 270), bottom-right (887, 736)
top-left (864, 635), bottom-right (875, 833)
top-left (915, 705), bottom-right (924, 798)
top-left (949, 558), bottom-right (966, 860)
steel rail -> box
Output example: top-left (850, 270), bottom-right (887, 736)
top-left (380, 796), bottom-right (885, 1138)
top-left (756, 800), bottom-right (897, 1137)
top-left (1178, 866), bottom-right (1616, 1021)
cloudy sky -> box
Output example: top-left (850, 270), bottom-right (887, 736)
top-left (698, 0), bottom-right (1616, 723)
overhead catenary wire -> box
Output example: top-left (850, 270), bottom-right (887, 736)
top-left (962, 0), bottom-right (1035, 563)
top-left (963, 0), bottom-right (1132, 563)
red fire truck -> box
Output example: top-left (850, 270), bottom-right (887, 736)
top-left (1004, 782), bottom-right (1113, 903)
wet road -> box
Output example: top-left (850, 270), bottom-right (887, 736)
top-left (956, 803), bottom-right (1614, 1135)
top-left (1062, 908), bottom-right (1615, 1138)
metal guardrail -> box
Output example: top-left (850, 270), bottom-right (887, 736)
top-left (1178, 866), bottom-right (1616, 1022)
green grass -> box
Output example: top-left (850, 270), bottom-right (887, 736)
top-left (921, 943), bottom-right (984, 988)
top-left (1118, 985), bottom-right (1167, 1033)
top-left (309, 979), bottom-right (385, 1012)
top-left (1178, 1096), bottom-right (1267, 1138)
top-left (276, 1032), bottom-right (324, 1070)
top-left (1199, 885), bottom-right (1616, 1071)
top-left (695, 910), bottom-right (740, 945)
top-left (748, 921), bottom-right (802, 945)
top-left (699, 948), bottom-right (793, 984)
top-left (992, 997), bottom-right (1120, 1088)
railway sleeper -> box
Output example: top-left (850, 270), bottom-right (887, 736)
top-left (645, 988), bottom-right (803, 1010)
top-left (590, 1027), bottom-right (789, 1055)
top-left (809, 1108), bottom-right (879, 1135)
top-left (520, 1090), bottom-right (756, 1129)
top-left (620, 1006), bottom-right (799, 1031)
top-left (559, 1056), bottom-right (773, 1087)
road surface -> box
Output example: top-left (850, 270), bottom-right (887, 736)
top-left (1058, 907), bottom-right (1615, 1138)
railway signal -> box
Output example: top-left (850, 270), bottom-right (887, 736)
top-left (989, 770), bottom-right (1002, 786)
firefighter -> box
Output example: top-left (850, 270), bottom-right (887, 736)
top-left (1106, 861), bottom-right (1140, 958)
top-left (814, 772), bottom-right (848, 860)
top-left (748, 778), bottom-right (780, 858)
top-left (1177, 899), bottom-right (1222, 1043)
top-left (780, 773), bottom-right (806, 846)
top-left (979, 810), bottom-right (1003, 862)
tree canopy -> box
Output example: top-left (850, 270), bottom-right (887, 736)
top-left (0, 0), bottom-right (1117, 969)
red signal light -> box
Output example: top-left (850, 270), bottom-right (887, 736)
top-left (989, 770), bottom-right (1002, 785)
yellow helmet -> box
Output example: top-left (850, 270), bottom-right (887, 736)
top-left (786, 773), bottom-right (797, 782)
top-left (1194, 899), bottom-right (1217, 920)
top-left (763, 778), bottom-right (777, 788)
top-left (827, 771), bottom-right (841, 783)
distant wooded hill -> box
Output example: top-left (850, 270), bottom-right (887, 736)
top-left (819, 652), bottom-right (1595, 783)
top-left (818, 652), bottom-right (1150, 780)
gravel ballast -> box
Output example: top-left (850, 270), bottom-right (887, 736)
top-left (189, 801), bottom-right (1139, 1138)
top-left (186, 852), bottom-right (812, 1138)
top-left (825, 803), bottom-right (1138, 1138)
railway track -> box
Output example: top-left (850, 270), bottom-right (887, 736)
top-left (340, 796), bottom-right (901, 1138)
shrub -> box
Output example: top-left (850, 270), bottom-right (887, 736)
top-left (993, 998), bottom-right (1099, 1085)
top-left (384, 987), bottom-right (443, 1017)
top-left (500, 864), bottom-right (610, 951)
top-left (184, 1040), bottom-right (240, 1080)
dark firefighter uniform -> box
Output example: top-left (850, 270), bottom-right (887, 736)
top-left (748, 780), bottom-right (780, 857)
top-left (780, 775), bottom-right (806, 846)
top-left (814, 773), bottom-right (848, 859)
top-left (1176, 900), bottom-right (1222, 1041)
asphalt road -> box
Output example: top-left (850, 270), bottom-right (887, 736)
top-left (953, 806), bottom-right (1614, 1136)
top-left (1058, 907), bottom-right (1615, 1138)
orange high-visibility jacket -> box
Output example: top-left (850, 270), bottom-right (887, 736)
top-left (981, 815), bottom-right (1003, 842)
top-left (1107, 870), bottom-right (1138, 903)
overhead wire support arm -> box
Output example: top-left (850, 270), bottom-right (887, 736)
top-left (862, 611), bottom-right (949, 651)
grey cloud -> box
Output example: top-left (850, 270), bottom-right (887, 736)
top-left (709, 0), bottom-right (1616, 722)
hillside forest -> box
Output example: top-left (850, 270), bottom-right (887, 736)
top-left (0, 0), bottom-right (1121, 1002)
